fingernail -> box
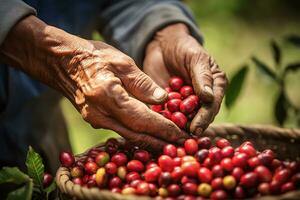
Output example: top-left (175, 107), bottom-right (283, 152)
top-left (204, 86), bottom-right (213, 96)
top-left (153, 88), bottom-right (167, 100)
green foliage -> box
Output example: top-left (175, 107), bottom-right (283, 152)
top-left (0, 147), bottom-right (56, 200)
top-left (225, 65), bottom-right (249, 109)
top-left (26, 146), bottom-right (44, 197)
top-left (226, 36), bottom-right (300, 127)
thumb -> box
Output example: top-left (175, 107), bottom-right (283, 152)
top-left (119, 65), bottom-right (168, 104)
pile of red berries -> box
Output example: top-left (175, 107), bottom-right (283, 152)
top-left (150, 76), bottom-right (199, 130)
top-left (60, 137), bottom-right (300, 199)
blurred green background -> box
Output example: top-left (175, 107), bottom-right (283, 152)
top-left (61, 0), bottom-right (300, 154)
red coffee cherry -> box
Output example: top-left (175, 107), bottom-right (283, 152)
top-left (270, 180), bottom-right (281, 195)
top-left (291, 173), bottom-right (300, 187)
top-left (43, 173), bottom-right (53, 188)
top-left (158, 172), bottom-right (172, 187)
top-left (72, 177), bottom-right (83, 186)
top-left (211, 177), bottom-right (223, 190)
top-left (184, 139), bottom-right (198, 155)
top-left (234, 186), bottom-right (245, 199)
top-left (167, 184), bottom-right (181, 197)
top-left (248, 156), bottom-right (261, 169)
top-left (281, 182), bottom-right (295, 193)
top-left (109, 177), bottom-right (122, 189)
top-left (130, 179), bottom-right (142, 188)
top-left (273, 168), bottom-right (292, 184)
top-left (144, 166), bottom-right (162, 182)
top-left (59, 151), bottom-right (75, 167)
top-left (133, 150), bottom-right (150, 163)
top-left (168, 92), bottom-right (182, 100)
top-left (180, 97), bottom-right (197, 114)
top-left (163, 144), bottom-right (177, 158)
top-left (216, 138), bottom-right (230, 149)
top-left (209, 147), bottom-right (222, 164)
top-left (169, 76), bottom-right (184, 91)
top-left (126, 172), bottom-right (141, 183)
top-left (85, 161), bottom-right (98, 174)
top-left (159, 110), bottom-right (172, 120)
top-left (210, 190), bottom-right (228, 200)
top-left (136, 182), bottom-right (150, 196)
top-left (180, 86), bottom-right (194, 98)
top-left (127, 160), bottom-right (144, 172)
top-left (171, 166), bottom-right (184, 183)
top-left (220, 158), bottom-right (234, 172)
top-left (104, 162), bottom-right (117, 175)
top-left (148, 183), bottom-right (158, 197)
top-left (151, 104), bottom-right (163, 112)
top-left (240, 172), bottom-right (258, 188)
top-left (231, 167), bottom-right (244, 181)
top-left (165, 87), bottom-right (172, 93)
top-left (167, 99), bottom-right (182, 112)
top-left (197, 137), bottom-right (212, 149)
top-left (171, 112), bottom-right (187, 129)
top-left (111, 153), bottom-right (128, 166)
top-left (195, 149), bottom-right (209, 163)
top-left (182, 182), bottom-right (198, 195)
top-left (239, 144), bottom-right (256, 157)
top-left (232, 153), bottom-right (248, 168)
top-left (146, 161), bottom-right (158, 170)
top-left (212, 165), bottom-right (224, 178)
top-left (181, 161), bottom-right (200, 177)
top-left (198, 167), bottom-right (212, 183)
top-left (258, 182), bottom-right (271, 195)
top-left (221, 146), bottom-right (234, 158)
top-left (158, 155), bottom-right (175, 172)
top-left (254, 165), bottom-right (272, 182)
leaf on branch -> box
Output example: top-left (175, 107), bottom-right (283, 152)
top-left (225, 65), bottom-right (249, 109)
top-left (0, 167), bottom-right (30, 185)
top-left (271, 40), bottom-right (281, 66)
top-left (25, 146), bottom-right (44, 194)
top-left (285, 62), bottom-right (300, 73)
top-left (7, 180), bottom-right (33, 200)
top-left (275, 91), bottom-right (288, 126)
top-left (285, 35), bottom-right (300, 48)
top-left (251, 56), bottom-right (278, 82)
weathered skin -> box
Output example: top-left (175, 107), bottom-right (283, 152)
top-left (144, 23), bottom-right (227, 135)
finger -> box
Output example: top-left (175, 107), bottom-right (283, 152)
top-left (143, 45), bottom-right (170, 88)
top-left (190, 64), bottom-right (227, 135)
top-left (118, 61), bottom-right (168, 105)
top-left (98, 117), bottom-right (167, 152)
top-left (190, 57), bottom-right (214, 103)
top-left (105, 83), bottom-right (189, 144)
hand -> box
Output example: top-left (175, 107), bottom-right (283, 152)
top-left (143, 23), bottom-right (227, 135)
top-left (0, 16), bottom-right (188, 150)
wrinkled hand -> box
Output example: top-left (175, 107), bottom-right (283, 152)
top-left (143, 23), bottom-right (227, 135)
top-left (0, 16), bottom-right (188, 150)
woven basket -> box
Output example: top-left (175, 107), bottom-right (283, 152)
top-left (56, 124), bottom-right (300, 200)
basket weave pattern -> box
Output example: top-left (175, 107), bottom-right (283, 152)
top-left (56, 124), bottom-right (300, 200)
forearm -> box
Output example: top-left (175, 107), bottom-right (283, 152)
top-left (0, 15), bottom-right (93, 103)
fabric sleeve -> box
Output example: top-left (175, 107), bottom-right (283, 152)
top-left (0, 0), bottom-right (36, 45)
top-left (98, 0), bottom-right (203, 66)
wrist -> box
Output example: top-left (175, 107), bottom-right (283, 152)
top-left (155, 23), bottom-right (190, 40)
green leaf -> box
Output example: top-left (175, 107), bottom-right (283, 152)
top-left (0, 167), bottom-right (30, 185)
top-left (7, 180), bottom-right (33, 200)
top-left (252, 56), bottom-right (278, 82)
top-left (26, 146), bottom-right (44, 194)
top-left (271, 40), bottom-right (281, 66)
top-left (275, 91), bottom-right (287, 126)
top-left (285, 62), bottom-right (300, 72)
top-left (44, 181), bottom-right (56, 200)
top-left (225, 65), bottom-right (249, 109)
top-left (285, 35), bottom-right (300, 48)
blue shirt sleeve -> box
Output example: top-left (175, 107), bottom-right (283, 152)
top-left (98, 0), bottom-right (203, 66)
